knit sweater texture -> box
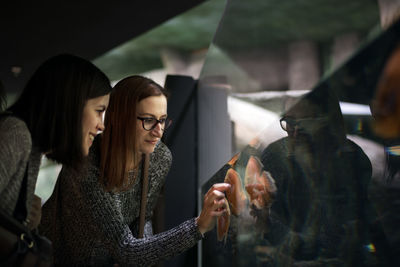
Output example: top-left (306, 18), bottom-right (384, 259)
top-left (40, 137), bottom-right (202, 266)
top-left (0, 115), bottom-right (41, 217)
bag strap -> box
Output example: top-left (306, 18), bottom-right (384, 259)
top-left (138, 153), bottom-right (150, 238)
top-left (13, 162), bottom-right (29, 224)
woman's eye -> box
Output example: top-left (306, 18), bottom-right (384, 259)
top-left (159, 118), bottom-right (166, 123)
top-left (144, 118), bottom-right (155, 123)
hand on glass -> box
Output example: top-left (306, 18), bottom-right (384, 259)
top-left (196, 183), bottom-right (231, 235)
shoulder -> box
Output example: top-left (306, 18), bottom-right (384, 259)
top-left (261, 138), bottom-right (287, 161)
top-left (342, 139), bottom-right (372, 167)
top-left (341, 139), bottom-right (369, 159)
top-left (0, 115), bottom-right (30, 135)
top-left (152, 141), bottom-right (172, 164)
top-left (149, 141), bottom-right (172, 175)
top-left (0, 115), bottom-right (32, 150)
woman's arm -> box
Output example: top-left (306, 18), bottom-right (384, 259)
top-left (69, 139), bottom-right (228, 266)
top-left (79, 163), bottom-right (200, 266)
top-left (77, 160), bottom-right (228, 266)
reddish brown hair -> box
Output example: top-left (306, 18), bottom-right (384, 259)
top-left (100, 75), bottom-right (168, 191)
top-left (372, 45), bottom-right (400, 139)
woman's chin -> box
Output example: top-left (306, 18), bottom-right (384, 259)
top-left (82, 145), bottom-right (90, 156)
top-left (141, 146), bottom-right (155, 155)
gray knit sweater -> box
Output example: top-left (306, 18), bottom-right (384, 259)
top-left (0, 115), bottom-right (41, 218)
top-left (40, 137), bottom-right (202, 266)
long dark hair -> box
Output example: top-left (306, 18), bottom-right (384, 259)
top-left (100, 75), bottom-right (168, 191)
top-left (0, 80), bottom-right (6, 111)
top-left (8, 54), bottom-right (112, 168)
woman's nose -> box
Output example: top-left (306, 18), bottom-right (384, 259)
top-left (98, 119), bottom-right (105, 132)
top-left (151, 122), bottom-right (163, 137)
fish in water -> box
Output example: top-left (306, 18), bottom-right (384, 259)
top-left (244, 156), bottom-right (277, 209)
top-left (215, 153), bottom-right (239, 243)
top-left (216, 154), bottom-right (277, 243)
top-left (224, 168), bottom-right (247, 216)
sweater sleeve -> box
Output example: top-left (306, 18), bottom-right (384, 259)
top-left (77, 147), bottom-right (202, 266)
top-left (0, 116), bottom-right (31, 196)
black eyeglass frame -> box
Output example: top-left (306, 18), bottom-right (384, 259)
top-left (137, 116), bottom-right (172, 131)
top-left (280, 116), bottom-right (329, 132)
top-left (280, 117), bottom-right (293, 132)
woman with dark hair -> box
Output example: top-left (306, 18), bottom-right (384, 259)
top-left (40, 75), bottom-right (230, 266)
top-left (0, 54), bottom-right (112, 229)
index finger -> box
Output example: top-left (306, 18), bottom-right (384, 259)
top-left (209, 183), bottom-right (231, 193)
top-left (204, 183), bottom-right (230, 199)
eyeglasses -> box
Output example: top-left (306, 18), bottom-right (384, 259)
top-left (137, 117), bottom-right (172, 131)
top-left (280, 117), bottom-right (328, 132)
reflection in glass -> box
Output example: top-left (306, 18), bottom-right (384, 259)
top-left (199, 0), bottom-right (400, 266)
top-left (260, 88), bottom-right (374, 266)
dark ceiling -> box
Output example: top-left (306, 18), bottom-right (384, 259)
top-left (0, 0), bottom-right (205, 96)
